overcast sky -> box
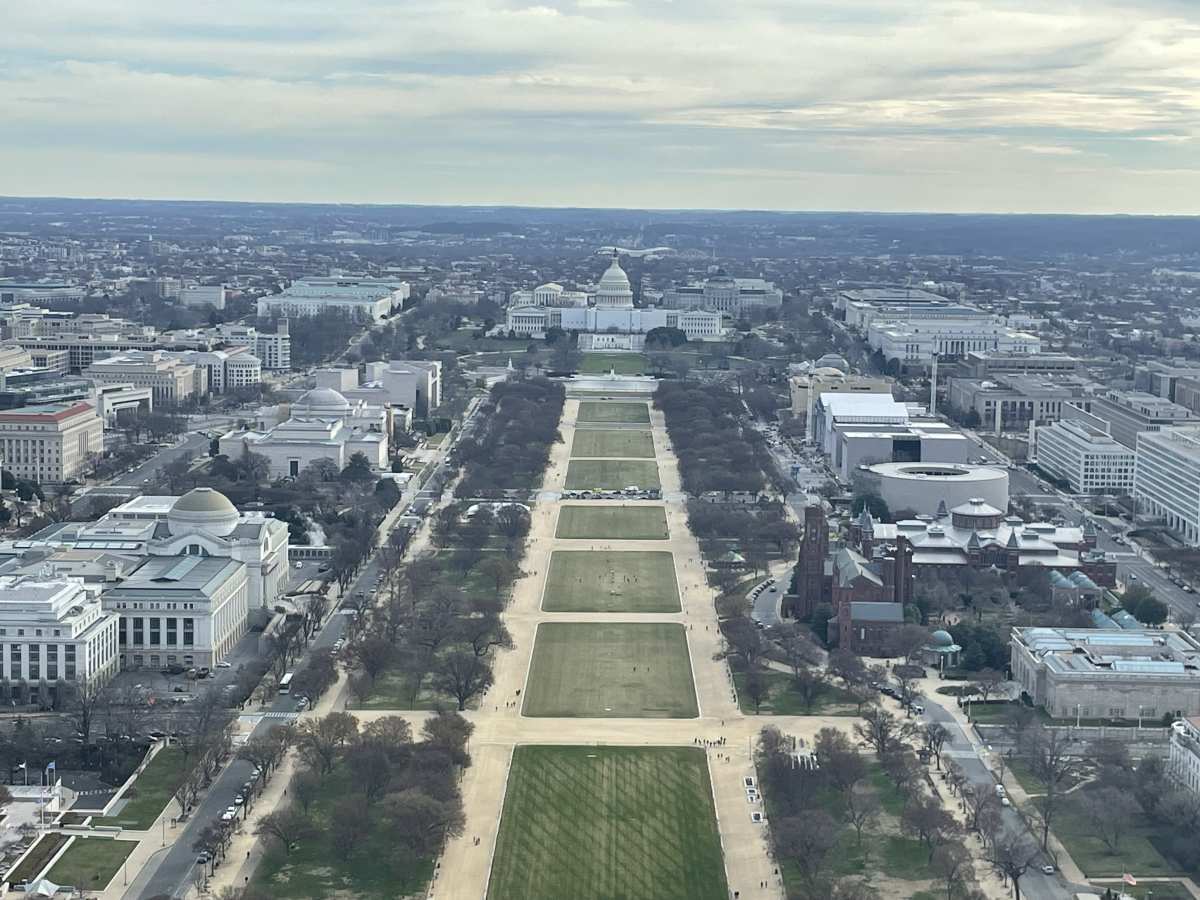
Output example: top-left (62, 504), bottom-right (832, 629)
top-left (2, 0), bottom-right (1198, 213)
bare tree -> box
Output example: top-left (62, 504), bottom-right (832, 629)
top-left (854, 706), bottom-right (918, 755)
top-left (254, 807), bottom-right (319, 856)
top-left (931, 841), bottom-right (974, 900)
top-left (901, 796), bottom-right (961, 859)
top-left (435, 652), bottom-right (494, 711)
top-left (922, 722), bottom-right (951, 770)
top-left (1073, 788), bottom-right (1141, 854)
top-left (330, 800), bottom-right (372, 862)
top-left (1020, 725), bottom-right (1079, 849)
top-left (792, 663), bottom-right (830, 713)
top-left (985, 829), bottom-right (1041, 900)
top-left (293, 767), bottom-right (321, 814)
top-left (771, 811), bottom-right (840, 879)
top-left (743, 667), bottom-right (772, 714)
top-left (296, 712), bottom-right (359, 776)
top-left (843, 788), bottom-right (881, 846)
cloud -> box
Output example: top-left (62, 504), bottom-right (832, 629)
top-left (0, 0), bottom-right (1197, 211)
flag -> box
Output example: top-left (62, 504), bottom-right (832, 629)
top-left (46, 761), bottom-right (55, 772)
top-left (1123, 874), bottom-right (1137, 886)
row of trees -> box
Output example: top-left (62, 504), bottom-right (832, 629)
top-left (250, 711), bottom-right (470, 891)
top-left (655, 382), bottom-right (770, 498)
top-left (453, 377), bottom-right (566, 497)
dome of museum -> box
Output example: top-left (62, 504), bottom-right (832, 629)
top-left (297, 387), bottom-right (351, 417)
top-left (168, 487), bottom-right (239, 538)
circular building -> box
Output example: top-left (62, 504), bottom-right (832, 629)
top-left (594, 254), bottom-right (634, 308)
top-left (168, 487), bottom-right (240, 538)
top-left (295, 387), bottom-right (351, 419)
top-left (866, 462), bottom-right (1008, 517)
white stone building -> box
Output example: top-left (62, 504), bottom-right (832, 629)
top-left (221, 388), bottom-right (391, 479)
top-left (0, 577), bottom-right (119, 703)
top-left (317, 361), bottom-right (441, 417)
top-left (208, 322), bottom-right (291, 372)
top-left (102, 555), bottom-right (248, 672)
top-left (166, 348), bottom-right (262, 394)
top-left (505, 255), bottom-right (722, 349)
top-left (1036, 419), bottom-right (1135, 494)
top-left (258, 277), bottom-right (409, 322)
top-left (660, 269), bottom-right (783, 314)
top-left (1170, 716), bottom-right (1200, 795)
top-left (0, 401), bottom-right (103, 483)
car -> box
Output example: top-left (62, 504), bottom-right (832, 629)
top-left (1041, 865), bottom-right (1055, 875)
top-left (197, 854), bottom-right (211, 865)
top-left (995, 784), bottom-right (1006, 796)
top-left (252, 767), bottom-right (262, 777)
top-left (173, 685), bottom-right (185, 692)
top-left (293, 561), bottom-right (303, 569)
top-left (1186, 585), bottom-right (1195, 593)
top-left (1001, 797), bottom-right (1011, 806)
top-left (769, 585), bottom-right (777, 592)
top-left (318, 562), bottom-right (330, 573)
top-left (1129, 573), bottom-right (1137, 580)
top-left (295, 700), bottom-right (308, 712)
top-left (234, 794), bottom-right (245, 806)
top-left (217, 660), bottom-right (232, 668)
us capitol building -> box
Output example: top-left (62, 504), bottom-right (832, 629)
top-left (503, 254), bottom-right (723, 351)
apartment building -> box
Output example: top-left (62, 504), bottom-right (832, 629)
top-left (0, 401), bottom-right (102, 483)
top-left (1036, 419), bottom-right (1135, 493)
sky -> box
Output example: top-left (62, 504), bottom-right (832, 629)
top-left (1, 0), bottom-right (1199, 214)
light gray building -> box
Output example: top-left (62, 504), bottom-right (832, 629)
top-left (1064, 390), bottom-right (1196, 450)
top-left (661, 269), bottom-right (783, 315)
top-left (1036, 419), bottom-right (1135, 494)
top-left (1011, 627), bottom-right (1200, 721)
top-left (1134, 426), bottom-right (1200, 545)
top-left (949, 373), bottom-right (1092, 432)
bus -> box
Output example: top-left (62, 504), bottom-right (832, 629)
top-left (278, 672), bottom-right (294, 695)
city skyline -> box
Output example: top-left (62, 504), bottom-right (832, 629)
top-left (2, 0), bottom-right (1199, 214)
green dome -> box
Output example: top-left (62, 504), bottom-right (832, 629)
top-left (931, 629), bottom-right (954, 647)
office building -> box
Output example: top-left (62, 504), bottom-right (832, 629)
top-left (177, 285), bottom-right (226, 310)
top-left (102, 555), bottom-right (248, 672)
top-left (865, 462), bottom-right (1009, 516)
top-left (0, 283), bottom-right (86, 304)
top-left (209, 321), bottom-right (291, 372)
top-left (959, 349), bottom-right (1081, 379)
top-left (167, 349), bottom-right (262, 395)
top-left (258, 276), bottom-right (409, 322)
top-left (85, 351), bottom-right (207, 404)
top-left (1037, 420), bottom-right (1135, 494)
top-left (1134, 426), bottom-right (1200, 545)
top-left (0, 402), bottom-right (102, 483)
top-left (0, 577), bottom-right (119, 703)
top-left (660, 269), bottom-right (783, 314)
top-left (868, 316), bottom-right (1040, 366)
top-left (949, 374), bottom-right (1093, 432)
top-left (1065, 390), bottom-right (1195, 450)
top-left (1011, 627), bottom-right (1200, 721)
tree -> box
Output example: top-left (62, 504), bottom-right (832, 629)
top-left (891, 664), bottom-right (925, 715)
top-left (346, 742), bottom-right (393, 802)
top-left (792, 664), bottom-right (830, 713)
top-left (1021, 725), bottom-right (1079, 849)
top-left (292, 767), bottom-right (321, 814)
top-left (901, 796), bottom-right (960, 859)
top-left (985, 829), bottom-right (1041, 900)
top-left (972, 668), bottom-right (1007, 704)
top-left (964, 787), bottom-right (1002, 833)
top-left (1074, 788), bottom-right (1141, 854)
top-left (824, 751), bottom-right (868, 795)
top-left (930, 841), bottom-right (973, 900)
top-left (1133, 596), bottom-right (1169, 625)
top-left (421, 711), bottom-right (474, 768)
top-left (843, 787), bottom-right (881, 846)
top-left (296, 712), bottom-right (359, 776)
top-left (772, 811), bottom-right (840, 879)
top-left (362, 716), bottom-right (414, 762)
top-left (883, 625), bottom-right (929, 661)
top-left (386, 788), bottom-right (466, 857)
top-left (827, 648), bottom-right (868, 686)
top-left (435, 652), bottom-right (494, 711)
top-left (854, 707), bottom-right (918, 755)
top-left (330, 800), bottom-right (372, 862)
top-left (341, 451), bottom-right (376, 482)
top-left (477, 555), bottom-right (516, 595)
top-left (254, 807), bottom-right (318, 856)
top-left (814, 727), bottom-right (854, 759)
top-left (743, 667), bottom-right (771, 713)
top-left (346, 637), bottom-right (398, 683)
top-left (922, 722), bottom-right (951, 770)
top-left (880, 750), bottom-right (922, 800)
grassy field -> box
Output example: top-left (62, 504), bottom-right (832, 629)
top-left (570, 429), bottom-right (655, 459)
top-left (576, 401), bottom-right (651, 424)
top-left (732, 670), bottom-right (861, 716)
top-left (580, 354), bottom-right (646, 375)
top-left (94, 745), bottom-right (185, 829)
top-left (1052, 805), bottom-right (1178, 878)
top-left (251, 766), bottom-right (433, 900)
top-left (46, 839), bottom-right (137, 891)
top-left (523, 622), bottom-right (698, 717)
top-left (489, 746), bottom-right (726, 900)
top-left (5, 833), bottom-right (69, 885)
top-left (556, 506), bottom-right (669, 540)
top-left (543, 550), bottom-right (680, 612)
top-left (566, 460), bottom-right (660, 490)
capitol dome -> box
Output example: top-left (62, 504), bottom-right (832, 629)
top-left (296, 387), bottom-right (351, 418)
top-left (168, 487), bottom-right (240, 538)
top-left (594, 254), bottom-right (634, 308)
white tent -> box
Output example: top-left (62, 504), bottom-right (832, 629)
top-left (24, 877), bottom-right (60, 898)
